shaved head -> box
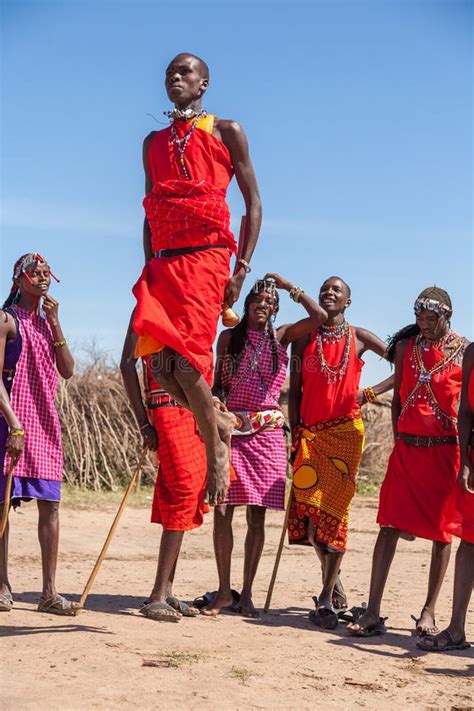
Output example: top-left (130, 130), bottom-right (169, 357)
top-left (322, 276), bottom-right (351, 298)
top-left (169, 53), bottom-right (209, 80)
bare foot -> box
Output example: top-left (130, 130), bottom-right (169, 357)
top-left (238, 594), bottom-right (260, 619)
top-left (332, 577), bottom-right (348, 610)
top-left (206, 440), bottom-right (230, 505)
top-left (347, 610), bottom-right (380, 635)
top-left (201, 590), bottom-right (234, 617)
top-left (415, 607), bottom-right (439, 636)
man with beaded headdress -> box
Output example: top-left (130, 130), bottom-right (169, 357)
top-left (0, 253), bottom-right (80, 615)
top-left (348, 286), bottom-right (469, 639)
top-left (287, 276), bottom-right (394, 628)
top-left (131, 53), bottom-right (262, 507)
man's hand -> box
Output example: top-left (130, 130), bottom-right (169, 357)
top-left (141, 423), bottom-right (158, 451)
top-left (223, 272), bottom-right (246, 307)
top-left (263, 272), bottom-right (292, 292)
top-left (458, 463), bottom-right (474, 494)
top-left (42, 295), bottom-right (60, 327)
top-left (6, 431), bottom-right (25, 464)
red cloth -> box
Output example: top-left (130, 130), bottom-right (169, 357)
top-left (378, 335), bottom-right (464, 542)
top-left (442, 366), bottom-right (474, 544)
top-left (300, 326), bottom-right (363, 425)
top-left (132, 117), bottom-right (236, 383)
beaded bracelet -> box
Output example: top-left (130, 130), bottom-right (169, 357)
top-left (363, 386), bottom-right (377, 403)
top-left (53, 339), bottom-right (67, 348)
top-left (289, 286), bottom-right (305, 303)
top-left (10, 428), bottom-right (25, 436)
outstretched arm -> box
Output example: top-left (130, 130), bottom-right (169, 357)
top-left (142, 133), bottom-right (155, 263)
top-left (120, 313), bottom-right (157, 451)
top-left (265, 273), bottom-right (327, 348)
top-left (354, 326), bottom-right (394, 403)
top-left (219, 120), bottom-right (262, 307)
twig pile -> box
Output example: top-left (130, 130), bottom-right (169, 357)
top-left (57, 364), bottom-right (156, 490)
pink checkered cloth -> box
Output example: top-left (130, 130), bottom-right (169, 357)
top-left (5, 306), bottom-right (63, 480)
top-left (222, 330), bottom-right (288, 510)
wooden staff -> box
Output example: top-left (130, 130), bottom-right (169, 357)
top-left (0, 460), bottom-right (15, 539)
top-left (78, 448), bottom-right (148, 610)
top-left (263, 487), bottom-right (293, 612)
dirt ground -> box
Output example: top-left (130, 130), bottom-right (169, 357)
top-left (1, 495), bottom-right (472, 710)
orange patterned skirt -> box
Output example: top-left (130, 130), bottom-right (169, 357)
top-left (288, 417), bottom-right (365, 552)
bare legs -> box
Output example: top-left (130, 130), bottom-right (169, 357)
top-left (419, 540), bottom-right (474, 649)
top-left (310, 540), bottom-right (346, 609)
top-left (348, 527), bottom-right (451, 634)
top-left (416, 539), bottom-right (451, 634)
top-left (148, 530), bottom-right (184, 603)
top-left (0, 500), bottom-right (64, 603)
top-left (37, 500), bottom-right (60, 599)
top-left (151, 350), bottom-right (234, 503)
top-left (204, 505), bottom-right (266, 618)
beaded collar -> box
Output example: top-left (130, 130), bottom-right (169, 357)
top-left (320, 320), bottom-right (346, 344)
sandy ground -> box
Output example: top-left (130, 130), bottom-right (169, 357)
top-left (0, 495), bottom-right (472, 710)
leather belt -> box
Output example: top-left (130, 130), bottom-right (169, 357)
top-left (146, 395), bottom-right (178, 409)
top-left (154, 244), bottom-right (228, 258)
top-left (397, 433), bottom-right (459, 447)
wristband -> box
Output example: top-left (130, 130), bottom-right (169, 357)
top-left (363, 386), bottom-right (377, 403)
top-left (289, 286), bottom-right (305, 303)
top-left (53, 339), bottom-right (67, 348)
top-left (236, 258), bottom-right (252, 274)
top-left (9, 428), bottom-right (25, 436)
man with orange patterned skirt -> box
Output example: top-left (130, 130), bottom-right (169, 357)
top-left (131, 53), bottom-right (262, 506)
top-left (288, 276), bottom-right (393, 628)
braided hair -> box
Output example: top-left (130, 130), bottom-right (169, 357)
top-left (385, 286), bottom-right (453, 363)
top-left (227, 283), bottom-right (280, 375)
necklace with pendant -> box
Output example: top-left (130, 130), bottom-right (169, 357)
top-left (169, 110), bottom-right (207, 180)
top-left (316, 322), bottom-right (352, 383)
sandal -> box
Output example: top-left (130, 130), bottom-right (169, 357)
top-left (139, 601), bottom-right (181, 622)
top-left (0, 592), bottom-right (13, 612)
top-left (166, 596), bottom-right (200, 617)
top-left (416, 630), bottom-right (471, 652)
top-left (411, 613), bottom-right (439, 637)
top-left (347, 617), bottom-right (387, 637)
top-left (332, 589), bottom-right (348, 611)
top-left (309, 596), bottom-right (338, 630)
top-left (37, 594), bottom-right (81, 616)
top-left (339, 605), bottom-right (367, 624)
top-left (193, 589), bottom-right (241, 613)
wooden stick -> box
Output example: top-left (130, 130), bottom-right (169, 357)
top-left (78, 448), bottom-right (148, 609)
top-left (0, 460), bottom-right (15, 539)
top-left (263, 487), bottom-right (293, 612)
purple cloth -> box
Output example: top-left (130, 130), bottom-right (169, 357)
top-left (0, 475), bottom-right (61, 505)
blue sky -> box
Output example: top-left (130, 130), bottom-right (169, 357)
top-left (1, 0), bottom-right (472, 383)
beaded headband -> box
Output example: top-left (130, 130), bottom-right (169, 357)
top-left (414, 297), bottom-right (450, 317)
top-left (252, 279), bottom-right (276, 297)
top-left (12, 253), bottom-right (59, 284)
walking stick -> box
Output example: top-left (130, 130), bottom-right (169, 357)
top-left (0, 460), bottom-right (15, 539)
top-left (263, 486), bottom-right (293, 612)
top-left (78, 448), bottom-right (148, 610)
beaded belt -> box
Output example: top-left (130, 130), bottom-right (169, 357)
top-left (145, 394), bottom-right (178, 409)
top-left (397, 433), bottom-right (459, 447)
top-left (154, 244), bottom-right (228, 258)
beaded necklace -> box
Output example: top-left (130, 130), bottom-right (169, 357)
top-left (316, 321), bottom-right (352, 384)
top-left (399, 332), bottom-right (466, 429)
top-left (227, 331), bottom-right (271, 399)
top-left (170, 110), bottom-right (207, 180)
top-left (320, 320), bottom-right (346, 344)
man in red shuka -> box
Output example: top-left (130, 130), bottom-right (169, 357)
top-left (132, 53), bottom-right (262, 504)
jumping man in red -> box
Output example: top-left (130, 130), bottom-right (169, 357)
top-left (132, 54), bottom-right (262, 504)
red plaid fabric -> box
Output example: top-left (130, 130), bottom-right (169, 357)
top-left (143, 179), bottom-right (235, 253)
top-left (6, 307), bottom-right (62, 480)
